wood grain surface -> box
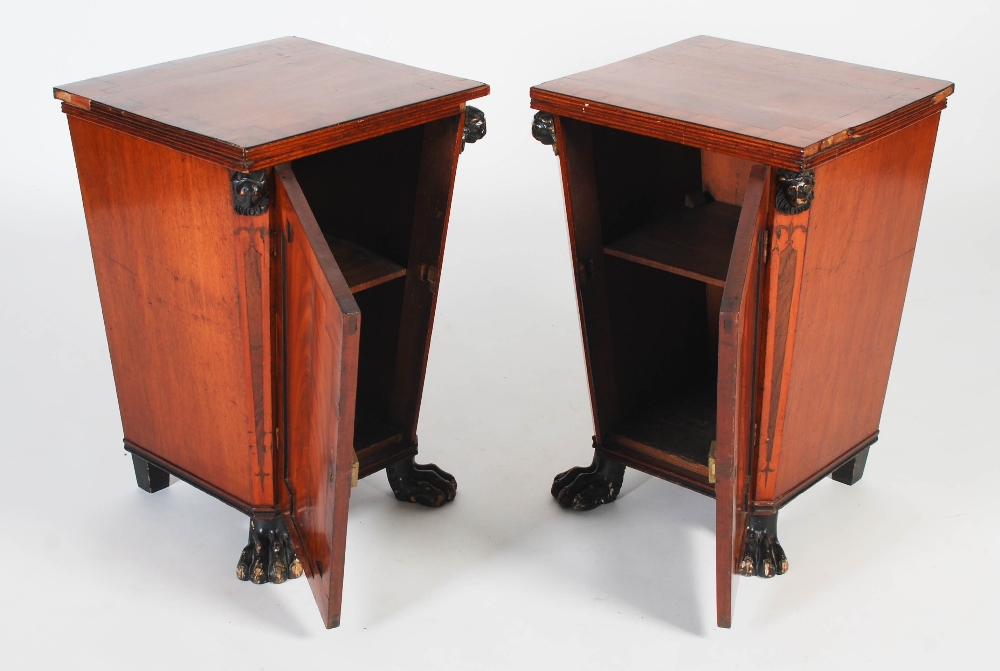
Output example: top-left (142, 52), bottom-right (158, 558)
top-left (69, 117), bottom-right (274, 509)
top-left (702, 150), bottom-right (754, 206)
top-left (604, 201), bottom-right (741, 287)
top-left (715, 165), bottom-right (768, 628)
top-left (555, 117), bottom-right (621, 439)
top-left (324, 236), bottom-right (407, 293)
top-left (753, 197), bottom-right (812, 504)
top-left (389, 113), bottom-right (466, 442)
top-left (56, 37), bottom-right (489, 170)
top-left (765, 113), bottom-right (942, 507)
top-left (276, 164), bottom-right (358, 629)
top-left (531, 36), bottom-right (952, 170)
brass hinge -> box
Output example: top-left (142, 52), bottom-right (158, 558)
top-left (763, 230), bottom-right (770, 264)
top-left (419, 264), bottom-right (441, 294)
top-left (351, 451), bottom-right (359, 488)
top-left (708, 440), bottom-right (717, 484)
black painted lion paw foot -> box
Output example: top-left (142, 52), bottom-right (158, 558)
top-left (551, 450), bottom-right (626, 511)
top-left (236, 518), bottom-right (303, 585)
top-left (386, 456), bottom-right (457, 507)
top-left (739, 514), bottom-right (788, 578)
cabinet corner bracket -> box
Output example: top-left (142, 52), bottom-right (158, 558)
top-left (775, 169), bottom-right (815, 215)
top-left (531, 112), bottom-right (558, 155)
top-left (231, 169), bottom-right (269, 216)
top-left (462, 106), bottom-right (487, 152)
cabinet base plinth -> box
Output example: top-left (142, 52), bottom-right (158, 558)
top-left (831, 446), bottom-right (871, 486)
top-left (131, 454), bottom-right (171, 493)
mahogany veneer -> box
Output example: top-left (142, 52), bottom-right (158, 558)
top-left (532, 36), bottom-right (951, 627)
top-left (58, 37), bottom-right (488, 628)
top-left (56, 37), bottom-right (488, 170)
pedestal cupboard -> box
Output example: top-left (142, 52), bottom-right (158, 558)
top-left (531, 36), bottom-right (952, 627)
top-left (56, 37), bottom-right (488, 628)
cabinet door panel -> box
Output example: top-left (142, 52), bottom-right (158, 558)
top-left (716, 164), bottom-right (769, 628)
top-left (276, 164), bottom-right (360, 629)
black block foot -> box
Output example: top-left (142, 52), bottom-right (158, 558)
top-left (740, 513), bottom-right (788, 578)
top-left (831, 446), bottom-right (871, 486)
top-left (132, 454), bottom-right (171, 493)
top-left (551, 446), bottom-right (626, 511)
top-left (236, 517), bottom-right (303, 585)
top-left (386, 456), bottom-right (457, 507)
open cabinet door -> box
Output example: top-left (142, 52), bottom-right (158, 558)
top-left (716, 164), bottom-right (769, 627)
top-left (275, 164), bottom-right (360, 629)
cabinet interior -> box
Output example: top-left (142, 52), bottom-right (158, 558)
top-left (291, 124), bottom-right (425, 466)
top-left (591, 125), bottom-right (753, 488)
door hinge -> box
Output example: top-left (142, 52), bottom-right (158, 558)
top-left (763, 230), bottom-right (770, 264)
top-left (419, 264), bottom-right (441, 294)
top-left (328, 454), bottom-right (359, 488)
top-left (708, 440), bottom-right (717, 484)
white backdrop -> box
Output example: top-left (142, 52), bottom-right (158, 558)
top-left (2, 1), bottom-right (997, 668)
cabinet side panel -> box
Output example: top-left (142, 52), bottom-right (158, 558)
top-left (772, 114), bottom-right (941, 501)
top-left (390, 113), bottom-right (464, 441)
top-left (68, 117), bottom-right (270, 507)
top-left (555, 117), bottom-right (620, 438)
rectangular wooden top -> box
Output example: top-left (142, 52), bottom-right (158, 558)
top-left (56, 37), bottom-right (489, 170)
top-left (530, 36), bottom-right (952, 169)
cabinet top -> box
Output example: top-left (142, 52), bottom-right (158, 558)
top-left (530, 36), bottom-right (953, 170)
top-left (55, 37), bottom-right (489, 170)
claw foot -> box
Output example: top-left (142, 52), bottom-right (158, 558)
top-left (739, 513), bottom-right (788, 578)
top-left (551, 447), bottom-right (626, 511)
top-left (236, 517), bottom-right (303, 585)
top-left (385, 456), bottom-right (457, 507)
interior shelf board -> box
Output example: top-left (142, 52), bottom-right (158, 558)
top-left (608, 387), bottom-right (717, 477)
top-left (354, 409), bottom-right (403, 455)
top-left (604, 201), bottom-right (741, 287)
top-left (326, 235), bottom-right (407, 293)
top-left (353, 407), bottom-right (407, 479)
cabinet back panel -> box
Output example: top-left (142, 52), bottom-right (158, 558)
top-left (291, 125), bottom-right (425, 267)
top-left (605, 255), bottom-right (714, 423)
top-left (592, 126), bottom-right (701, 244)
top-left (353, 279), bottom-right (406, 422)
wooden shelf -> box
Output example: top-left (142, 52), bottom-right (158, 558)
top-left (326, 235), bottom-right (407, 293)
top-left (354, 410), bottom-right (403, 455)
top-left (353, 406), bottom-right (405, 478)
top-left (604, 201), bottom-right (741, 287)
top-left (607, 385), bottom-right (716, 478)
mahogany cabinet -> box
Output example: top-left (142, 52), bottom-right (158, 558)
top-left (531, 36), bottom-right (952, 627)
top-left (55, 37), bottom-right (488, 628)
